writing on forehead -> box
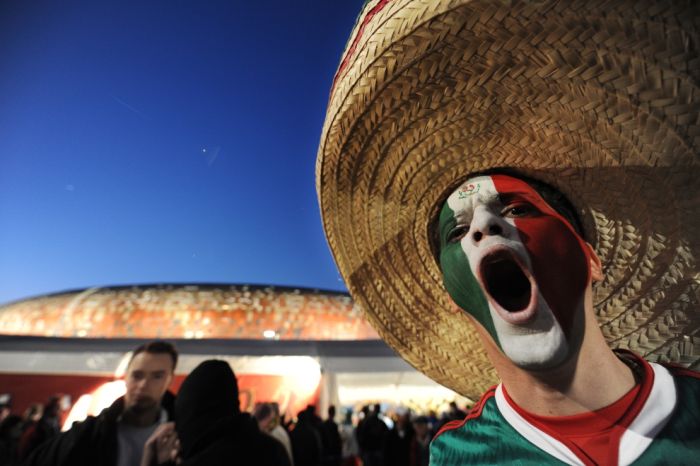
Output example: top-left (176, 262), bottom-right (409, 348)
top-left (457, 183), bottom-right (480, 199)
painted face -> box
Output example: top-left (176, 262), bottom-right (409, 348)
top-left (438, 175), bottom-right (590, 369)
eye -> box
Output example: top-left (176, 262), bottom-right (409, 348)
top-left (503, 203), bottom-right (536, 218)
top-left (446, 225), bottom-right (469, 243)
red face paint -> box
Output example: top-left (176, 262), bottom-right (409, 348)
top-left (491, 175), bottom-right (590, 339)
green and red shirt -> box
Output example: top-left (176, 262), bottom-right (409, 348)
top-left (431, 354), bottom-right (700, 465)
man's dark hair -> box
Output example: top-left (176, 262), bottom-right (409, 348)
top-left (253, 402), bottom-right (273, 422)
top-left (413, 415), bottom-right (429, 425)
top-left (43, 396), bottom-right (60, 417)
top-left (429, 167), bottom-right (586, 261)
top-left (129, 340), bottom-right (178, 370)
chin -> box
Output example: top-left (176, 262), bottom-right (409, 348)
top-left (492, 302), bottom-right (571, 371)
top-left (504, 330), bottom-right (570, 371)
top-left (128, 399), bottom-right (157, 414)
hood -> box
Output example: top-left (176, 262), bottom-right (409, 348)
top-left (175, 360), bottom-right (241, 458)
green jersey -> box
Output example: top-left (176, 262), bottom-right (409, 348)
top-left (431, 356), bottom-right (700, 465)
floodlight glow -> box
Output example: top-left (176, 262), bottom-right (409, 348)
top-left (114, 352), bottom-right (133, 378)
top-left (62, 380), bottom-right (126, 431)
top-left (61, 395), bottom-right (91, 431)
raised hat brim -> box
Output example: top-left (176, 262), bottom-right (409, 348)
top-left (317, 0), bottom-right (700, 397)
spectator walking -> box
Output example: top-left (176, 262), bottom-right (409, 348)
top-left (0, 395), bottom-right (12, 425)
top-left (338, 410), bottom-right (358, 466)
top-left (252, 401), bottom-right (295, 465)
top-left (252, 402), bottom-right (275, 433)
top-left (0, 412), bottom-right (23, 466)
top-left (446, 402), bottom-right (466, 422)
top-left (409, 417), bottom-right (430, 466)
top-left (17, 397), bottom-right (61, 460)
top-left (356, 404), bottom-right (388, 466)
top-left (20, 405), bottom-right (43, 435)
top-left (268, 403), bottom-right (294, 466)
top-left (383, 412), bottom-right (413, 466)
top-left (320, 405), bottom-right (341, 466)
top-left (290, 407), bottom-right (323, 466)
top-left (168, 359), bottom-right (290, 466)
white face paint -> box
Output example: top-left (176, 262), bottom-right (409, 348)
top-left (443, 176), bottom-right (569, 369)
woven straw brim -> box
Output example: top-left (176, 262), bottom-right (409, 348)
top-left (317, 0), bottom-right (700, 398)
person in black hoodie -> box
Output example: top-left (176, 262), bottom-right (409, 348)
top-left (169, 359), bottom-right (290, 466)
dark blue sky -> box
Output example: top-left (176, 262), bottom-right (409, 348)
top-left (0, 0), bottom-right (365, 304)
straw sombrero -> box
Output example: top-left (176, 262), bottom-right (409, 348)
top-left (316, 0), bottom-right (699, 399)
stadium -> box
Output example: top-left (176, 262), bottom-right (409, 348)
top-left (0, 284), bottom-right (465, 430)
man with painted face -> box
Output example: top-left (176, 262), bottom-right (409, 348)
top-left (437, 172), bottom-right (595, 371)
top-left (431, 171), bottom-right (690, 464)
top-left (316, 1), bottom-right (700, 465)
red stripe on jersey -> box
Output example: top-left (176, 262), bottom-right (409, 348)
top-left (661, 363), bottom-right (700, 380)
top-left (491, 175), bottom-right (590, 339)
top-left (434, 386), bottom-right (497, 440)
top-left (502, 351), bottom-right (656, 466)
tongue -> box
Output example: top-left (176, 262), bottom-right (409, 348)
top-left (484, 258), bottom-right (531, 312)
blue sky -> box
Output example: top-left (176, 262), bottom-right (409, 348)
top-left (0, 0), bottom-right (365, 304)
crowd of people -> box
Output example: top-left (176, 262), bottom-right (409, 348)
top-left (0, 398), bottom-right (63, 464)
top-left (0, 340), bottom-right (470, 466)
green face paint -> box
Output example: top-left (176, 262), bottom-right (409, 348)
top-left (438, 202), bottom-right (501, 348)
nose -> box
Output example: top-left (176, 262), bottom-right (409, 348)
top-left (470, 207), bottom-right (505, 244)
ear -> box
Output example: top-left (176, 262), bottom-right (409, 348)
top-left (445, 294), bottom-right (462, 315)
top-left (585, 242), bottom-right (603, 282)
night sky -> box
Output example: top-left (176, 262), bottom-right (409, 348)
top-left (0, 0), bottom-right (366, 304)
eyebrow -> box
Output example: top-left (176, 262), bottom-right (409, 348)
top-left (130, 369), bottom-right (168, 375)
top-left (496, 191), bottom-right (534, 204)
top-left (439, 212), bottom-right (456, 242)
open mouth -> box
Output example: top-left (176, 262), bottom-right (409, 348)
top-left (480, 250), bottom-right (532, 314)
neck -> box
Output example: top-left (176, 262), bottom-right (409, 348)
top-left (483, 299), bottom-right (636, 416)
top-left (121, 406), bottom-right (160, 427)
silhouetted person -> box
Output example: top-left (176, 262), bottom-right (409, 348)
top-left (446, 402), bottom-right (466, 422)
top-left (320, 406), bottom-right (341, 466)
top-left (18, 397), bottom-right (61, 460)
top-left (338, 409), bottom-right (358, 466)
top-left (410, 417), bottom-right (430, 466)
top-left (356, 404), bottom-right (388, 466)
top-left (268, 402), bottom-right (294, 466)
top-left (0, 413), bottom-right (23, 465)
top-left (383, 413), bottom-right (413, 466)
top-left (171, 360), bottom-right (290, 466)
top-left (290, 407), bottom-right (322, 466)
